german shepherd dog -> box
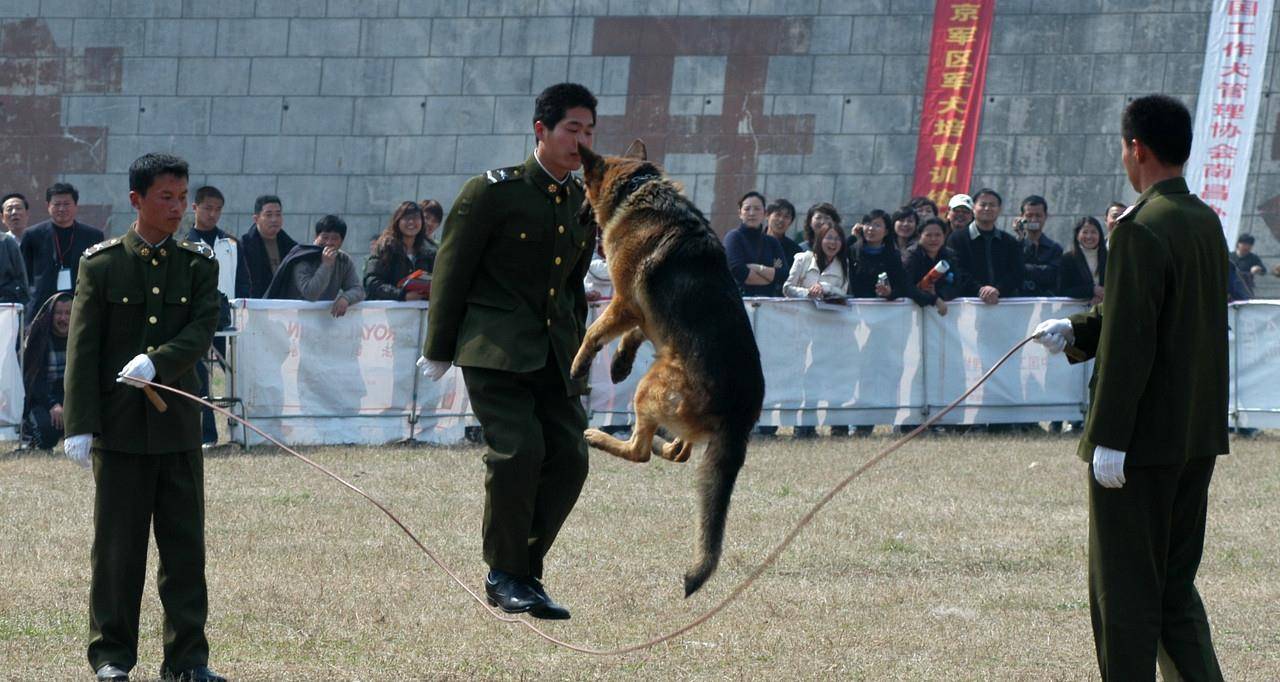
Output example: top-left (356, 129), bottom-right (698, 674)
top-left (571, 140), bottom-right (765, 596)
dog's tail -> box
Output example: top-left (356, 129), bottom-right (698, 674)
top-left (683, 423), bottom-right (750, 597)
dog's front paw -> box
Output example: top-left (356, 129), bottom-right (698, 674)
top-left (570, 347), bottom-right (598, 380)
top-left (583, 428), bottom-right (609, 449)
top-left (610, 352), bottom-right (635, 384)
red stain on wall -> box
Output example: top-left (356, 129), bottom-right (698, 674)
top-left (593, 17), bottom-right (815, 236)
top-left (0, 18), bottom-right (120, 230)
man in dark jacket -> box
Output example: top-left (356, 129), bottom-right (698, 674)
top-left (22, 292), bottom-right (71, 449)
top-left (945, 188), bottom-right (1023, 302)
top-left (239, 195), bottom-right (297, 298)
top-left (1014, 195), bottom-right (1063, 297)
top-left (1035, 95), bottom-right (1228, 681)
top-left (20, 182), bottom-right (103, 323)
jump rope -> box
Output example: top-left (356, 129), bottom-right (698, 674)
top-left (127, 332), bottom-right (1040, 657)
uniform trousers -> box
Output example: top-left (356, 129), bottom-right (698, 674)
top-left (1088, 456), bottom-right (1222, 681)
top-left (462, 353), bottom-right (589, 579)
top-left (88, 449), bottom-right (209, 673)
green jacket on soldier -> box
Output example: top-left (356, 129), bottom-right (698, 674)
top-left (64, 227), bottom-right (220, 453)
top-left (424, 153), bottom-right (594, 395)
top-left (1066, 176), bottom-right (1230, 466)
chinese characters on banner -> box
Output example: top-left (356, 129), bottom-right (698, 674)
top-left (911, 1), bottom-right (995, 207)
top-left (1185, 0), bottom-right (1274, 246)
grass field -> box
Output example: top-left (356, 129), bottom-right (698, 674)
top-left (2, 431), bottom-right (1277, 680)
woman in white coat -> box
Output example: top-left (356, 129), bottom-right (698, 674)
top-left (784, 220), bottom-right (849, 299)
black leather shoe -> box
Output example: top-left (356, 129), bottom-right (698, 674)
top-left (484, 569), bottom-right (541, 614)
top-left (160, 665), bottom-right (226, 682)
top-left (95, 664), bottom-right (129, 681)
top-left (527, 577), bottom-right (571, 620)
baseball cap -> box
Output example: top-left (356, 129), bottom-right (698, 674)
top-left (948, 194), bottom-right (974, 210)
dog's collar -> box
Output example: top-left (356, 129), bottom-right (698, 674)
top-left (614, 172), bottom-right (662, 205)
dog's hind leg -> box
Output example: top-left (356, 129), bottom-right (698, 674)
top-left (610, 326), bottom-right (646, 384)
top-left (571, 302), bottom-right (636, 380)
top-left (584, 417), bottom-right (657, 463)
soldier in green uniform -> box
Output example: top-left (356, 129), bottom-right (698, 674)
top-left (1035, 95), bottom-right (1228, 681)
top-left (63, 154), bottom-right (225, 682)
top-left (420, 83), bottom-right (597, 619)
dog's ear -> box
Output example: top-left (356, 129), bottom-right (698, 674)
top-left (622, 139), bottom-right (648, 160)
top-left (578, 143), bottom-right (604, 184)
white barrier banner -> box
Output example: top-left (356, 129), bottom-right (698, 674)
top-left (224, 299), bottom-right (1277, 445)
top-left (0, 303), bottom-right (21, 439)
top-left (233, 300), bottom-right (426, 446)
top-left (1232, 301), bottom-right (1280, 428)
top-left (924, 298), bottom-right (1090, 424)
top-left (754, 299), bottom-right (922, 426)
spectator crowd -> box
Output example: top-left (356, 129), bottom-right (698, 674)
top-left (1, 177), bottom-right (1272, 450)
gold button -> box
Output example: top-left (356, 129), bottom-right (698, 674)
top-left (546, 318), bottom-right (551, 327)
top-left (180, 296), bottom-right (187, 303)
top-left (151, 259), bottom-right (159, 266)
top-left (121, 296), bottom-right (129, 303)
top-left (148, 315), bottom-right (157, 324)
top-left (549, 288), bottom-right (556, 297)
top-left (558, 225), bottom-right (565, 234)
top-left (146, 346), bottom-right (155, 352)
top-left (151, 286), bottom-right (160, 294)
top-left (555, 196), bottom-right (561, 204)
top-left (554, 256), bottom-right (562, 265)
top-left (520, 232), bottom-right (527, 239)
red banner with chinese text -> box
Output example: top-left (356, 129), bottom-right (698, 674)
top-left (911, 0), bottom-right (995, 208)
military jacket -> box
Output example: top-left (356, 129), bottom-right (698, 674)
top-left (424, 153), bottom-right (594, 395)
top-left (1067, 177), bottom-right (1229, 466)
top-left (63, 226), bottom-right (220, 453)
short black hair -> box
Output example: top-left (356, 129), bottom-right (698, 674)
top-left (862, 209), bottom-right (891, 229)
top-left (891, 207), bottom-right (918, 226)
top-left (766, 198), bottom-right (796, 220)
top-left (1, 192), bottom-right (27, 210)
top-left (1020, 195), bottom-right (1048, 214)
top-left (738, 191), bottom-right (766, 209)
top-left (128, 153), bottom-right (188, 196)
top-left (973, 188), bottom-right (1002, 206)
top-left (1121, 94), bottom-right (1193, 166)
top-left (909, 196), bottom-right (939, 215)
top-left (1238, 233), bottom-right (1255, 245)
top-left (46, 182), bottom-right (79, 204)
top-left (533, 82), bottom-right (597, 131)
top-left (315, 214), bottom-right (347, 239)
top-left (195, 185), bottom-right (224, 205)
top-left (254, 194), bottom-right (282, 214)
top-left (919, 217), bottom-right (948, 234)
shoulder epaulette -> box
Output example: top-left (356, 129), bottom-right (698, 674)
top-left (178, 240), bottom-right (215, 259)
top-left (1115, 200), bottom-right (1145, 224)
top-left (484, 165), bottom-right (524, 184)
top-left (83, 238), bottom-right (122, 259)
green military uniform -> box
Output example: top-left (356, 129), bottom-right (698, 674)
top-left (1064, 177), bottom-right (1228, 680)
top-left (63, 226), bottom-right (220, 674)
top-left (424, 153), bottom-right (594, 579)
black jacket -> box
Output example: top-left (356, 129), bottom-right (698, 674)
top-left (20, 219), bottom-right (104, 314)
top-left (847, 241), bottom-right (909, 300)
top-left (1058, 248), bottom-right (1106, 300)
top-left (1019, 234), bottom-right (1063, 296)
top-left (944, 223), bottom-right (1024, 297)
top-left (903, 244), bottom-right (968, 305)
top-left (363, 240), bottom-right (437, 300)
top-left (240, 225), bottom-right (299, 298)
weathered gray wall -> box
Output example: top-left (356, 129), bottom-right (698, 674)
top-left (3, 0), bottom-right (1278, 293)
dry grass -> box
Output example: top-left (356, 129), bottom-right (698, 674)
top-left (2, 431), bottom-right (1278, 680)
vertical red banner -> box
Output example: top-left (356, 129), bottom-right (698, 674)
top-left (911, 0), bottom-right (995, 207)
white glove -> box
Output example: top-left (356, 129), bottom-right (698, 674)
top-left (1033, 318), bottom-right (1075, 354)
top-left (1092, 445), bottom-right (1126, 489)
top-left (417, 355), bottom-right (450, 382)
top-left (117, 353), bottom-right (156, 387)
top-left (63, 433), bottom-right (92, 468)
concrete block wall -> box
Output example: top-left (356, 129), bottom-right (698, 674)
top-left (0, 0), bottom-right (1277, 295)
